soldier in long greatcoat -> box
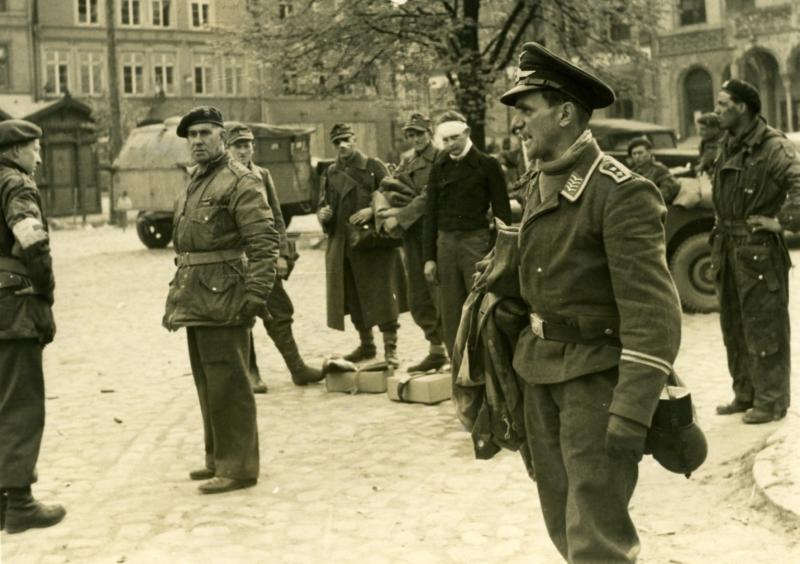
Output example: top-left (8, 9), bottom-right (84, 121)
top-left (317, 123), bottom-right (407, 366)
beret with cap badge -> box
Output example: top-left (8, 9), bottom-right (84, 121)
top-left (176, 106), bottom-right (225, 138)
top-left (0, 119), bottom-right (42, 149)
top-left (500, 41), bottom-right (615, 111)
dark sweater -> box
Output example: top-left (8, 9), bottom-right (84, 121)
top-left (423, 146), bottom-right (510, 261)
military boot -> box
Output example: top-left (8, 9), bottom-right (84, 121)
top-left (715, 399), bottom-right (752, 415)
top-left (272, 329), bottom-right (324, 385)
top-left (408, 344), bottom-right (448, 373)
top-left (383, 330), bottom-right (399, 368)
top-left (343, 329), bottom-right (377, 363)
top-left (1, 489), bottom-right (6, 531)
top-left (743, 407), bottom-right (787, 424)
top-left (4, 486), bottom-right (66, 534)
top-left (248, 370), bottom-right (269, 394)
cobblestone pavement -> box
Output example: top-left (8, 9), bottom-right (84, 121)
top-left (1, 227), bottom-right (799, 564)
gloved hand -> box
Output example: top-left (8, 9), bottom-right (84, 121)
top-left (240, 295), bottom-right (268, 320)
top-left (605, 414), bottom-right (648, 462)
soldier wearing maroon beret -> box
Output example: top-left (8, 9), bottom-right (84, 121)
top-left (0, 119), bottom-right (66, 532)
top-left (500, 42), bottom-right (682, 562)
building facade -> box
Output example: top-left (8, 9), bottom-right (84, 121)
top-left (654, 0), bottom-right (800, 137)
top-left (0, 0), bottom-right (401, 161)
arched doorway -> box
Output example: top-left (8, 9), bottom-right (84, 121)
top-left (741, 49), bottom-right (783, 128)
top-left (682, 67), bottom-right (715, 137)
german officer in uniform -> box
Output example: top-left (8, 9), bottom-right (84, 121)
top-left (377, 113), bottom-right (447, 372)
top-left (317, 123), bottom-right (406, 366)
top-left (226, 123), bottom-right (323, 390)
top-left (501, 43), bottom-right (682, 562)
top-left (163, 107), bottom-right (280, 494)
top-left (0, 120), bottom-right (65, 533)
top-left (711, 79), bottom-right (800, 423)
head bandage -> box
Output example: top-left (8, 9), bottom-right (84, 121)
top-left (437, 120), bottom-right (468, 138)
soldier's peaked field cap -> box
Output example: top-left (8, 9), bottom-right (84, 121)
top-left (226, 122), bottom-right (255, 145)
top-left (0, 119), bottom-right (42, 149)
top-left (721, 79), bottom-right (761, 115)
top-left (500, 42), bottom-right (615, 110)
top-left (403, 113), bottom-right (432, 132)
top-left (177, 106), bottom-right (225, 138)
top-left (330, 123), bottom-right (355, 143)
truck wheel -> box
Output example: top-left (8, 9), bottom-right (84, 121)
top-left (669, 232), bottom-right (719, 313)
top-left (136, 215), bottom-right (172, 249)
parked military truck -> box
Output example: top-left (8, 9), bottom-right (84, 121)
top-left (112, 117), bottom-right (317, 248)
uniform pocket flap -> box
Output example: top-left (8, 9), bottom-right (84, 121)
top-left (198, 271), bottom-right (238, 293)
top-left (736, 245), bottom-right (779, 291)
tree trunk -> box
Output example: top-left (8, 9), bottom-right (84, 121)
top-left (454, 0), bottom-right (487, 150)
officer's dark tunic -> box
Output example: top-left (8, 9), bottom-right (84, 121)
top-left (163, 152), bottom-right (279, 480)
top-left (0, 156), bottom-right (56, 489)
top-left (711, 116), bottom-right (800, 415)
top-left (423, 145), bottom-right (511, 356)
top-left (514, 135), bottom-right (681, 563)
top-left (389, 143), bottom-right (443, 346)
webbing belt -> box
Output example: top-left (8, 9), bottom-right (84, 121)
top-left (174, 249), bottom-right (245, 267)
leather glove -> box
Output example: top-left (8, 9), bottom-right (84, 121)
top-left (240, 295), bottom-right (268, 320)
top-left (605, 414), bottom-right (648, 462)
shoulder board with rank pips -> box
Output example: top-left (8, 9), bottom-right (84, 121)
top-left (598, 156), bottom-right (632, 184)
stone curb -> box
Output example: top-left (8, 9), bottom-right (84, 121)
top-left (752, 409), bottom-right (800, 521)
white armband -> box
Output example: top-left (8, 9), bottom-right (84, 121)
top-left (12, 216), bottom-right (48, 249)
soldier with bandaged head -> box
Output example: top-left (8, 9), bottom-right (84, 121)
top-left (0, 119), bottom-right (66, 533)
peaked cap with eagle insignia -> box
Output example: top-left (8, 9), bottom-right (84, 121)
top-left (500, 42), bottom-right (616, 111)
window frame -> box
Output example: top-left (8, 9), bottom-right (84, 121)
top-left (193, 58), bottom-right (214, 95)
top-left (189, 0), bottom-right (211, 28)
top-left (78, 51), bottom-right (105, 96)
top-left (223, 57), bottom-right (243, 96)
top-left (153, 53), bottom-right (176, 95)
top-left (151, 0), bottom-right (172, 27)
top-left (120, 0), bottom-right (143, 26)
top-left (44, 50), bottom-right (70, 97)
top-left (121, 53), bottom-right (145, 95)
top-left (678, 0), bottom-right (707, 26)
top-left (76, 0), bottom-right (100, 26)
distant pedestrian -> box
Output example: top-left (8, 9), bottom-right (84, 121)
top-left (377, 113), bottom-right (447, 372)
top-left (226, 122), bottom-right (323, 391)
top-left (0, 119), bottom-right (65, 533)
top-left (711, 79), bottom-right (800, 423)
top-left (696, 112), bottom-right (723, 176)
top-left (163, 106), bottom-right (280, 494)
top-left (317, 123), bottom-right (407, 366)
top-left (627, 137), bottom-right (681, 204)
top-left (423, 111), bottom-right (511, 357)
top-left (115, 191), bottom-right (133, 232)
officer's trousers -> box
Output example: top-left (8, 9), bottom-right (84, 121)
top-left (403, 224), bottom-right (442, 346)
top-left (187, 326), bottom-right (259, 480)
top-left (437, 228), bottom-right (492, 356)
top-left (715, 235), bottom-right (791, 414)
top-left (521, 369), bottom-right (640, 564)
top-left (0, 339), bottom-right (44, 488)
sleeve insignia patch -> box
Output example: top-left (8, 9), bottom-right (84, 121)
top-left (598, 157), bottom-right (632, 184)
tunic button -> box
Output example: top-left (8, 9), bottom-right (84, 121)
top-left (753, 255), bottom-right (758, 260)
top-left (536, 267), bottom-right (543, 273)
top-left (477, 439), bottom-right (485, 448)
top-left (604, 328), bottom-right (613, 335)
top-left (758, 274), bottom-right (764, 280)
top-left (760, 351), bottom-right (766, 357)
top-left (212, 287), bottom-right (217, 291)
